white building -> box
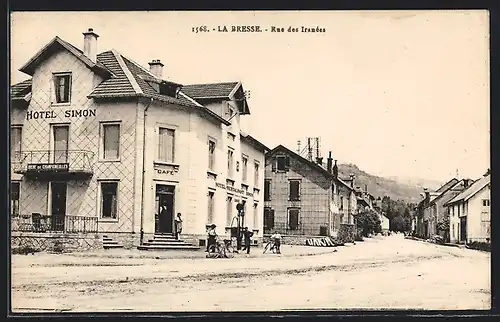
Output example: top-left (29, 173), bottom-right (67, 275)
top-left (10, 28), bottom-right (269, 250)
top-left (445, 174), bottom-right (490, 244)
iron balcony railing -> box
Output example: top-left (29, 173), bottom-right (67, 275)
top-left (263, 222), bottom-right (331, 236)
top-left (12, 213), bottom-right (98, 233)
top-left (13, 150), bottom-right (95, 174)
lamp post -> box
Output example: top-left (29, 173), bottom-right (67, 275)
top-left (236, 203), bottom-right (244, 250)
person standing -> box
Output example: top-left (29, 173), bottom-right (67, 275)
top-left (174, 213), bottom-right (183, 240)
top-left (242, 227), bottom-right (254, 254)
top-left (159, 204), bottom-right (168, 233)
top-left (271, 231), bottom-right (282, 254)
top-left (206, 224), bottom-right (217, 252)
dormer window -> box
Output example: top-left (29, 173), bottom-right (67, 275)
top-left (53, 73), bottom-right (72, 104)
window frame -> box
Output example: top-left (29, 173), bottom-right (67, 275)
top-left (208, 137), bottom-right (216, 171)
top-left (226, 195), bottom-right (233, 225)
top-left (254, 161), bottom-right (260, 186)
top-left (264, 179), bottom-right (271, 201)
top-left (52, 72), bottom-right (72, 105)
top-left (264, 207), bottom-right (275, 231)
top-left (241, 154), bottom-right (248, 183)
top-left (207, 190), bottom-right (215, 224)
top-left (227, 148), bottom-right (234, 179)
top-left (289, 179), bottom-right (301, 201)
top-left (98, 180), bottom-right (119, 221)
top-left (288, 207), bottom-right (300, 230)
top-left (277, 156), bottom-right (287, 171)
top-left (157, 125), bottom-right (176, 164)
top-left (10, 181), bottom-right (20, 217)
top-left (100, 121), bottom-right (122, 162)
top-left (10, 125), bottom-right (23, 163)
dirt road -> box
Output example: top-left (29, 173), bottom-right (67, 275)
top-left (11, 234), bottom-right (490, 312)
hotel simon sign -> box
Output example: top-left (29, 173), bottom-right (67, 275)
top-left (26, 109), bottom-right (97, 120)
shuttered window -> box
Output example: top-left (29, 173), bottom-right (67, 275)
top-left (227, 149), bottom-right (234, 177)
top-left (254, 162), bottom-right (259, 185)
top-left (53, 73), bottom-right (71, 103)
top-left (264, 208), bottom-right (275, 231)
top-left (264, 180), bottom-right (271, 201)
top-left (208, 140), bottom-right (216, 170)
top-left (159, 128), bottom-right (175, 162)
top-left (242, 156), bottom-right (248, 182)
top-left (288, 208), bottom-right (300, 230)
top-left (226, 196), bottom-right (233, 225)
top-left (289, 180), bottom-right (300, 201)
top-left (11, 182), bottom-right (20, 217)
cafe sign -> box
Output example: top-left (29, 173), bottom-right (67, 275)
top-left (216, 182), bottom-right (254, 198)
top-left (27, 163), bottom-right (69, 172)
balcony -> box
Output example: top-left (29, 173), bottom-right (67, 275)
top-left (12, 213), bottom-right (98, 233)
top-left (13, 150), bottom-right (94, 179)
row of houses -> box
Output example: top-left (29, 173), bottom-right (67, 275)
top-left (9, 28), bottom-right (389, 251)
top-left (413, 173), bottom-right (491, 244)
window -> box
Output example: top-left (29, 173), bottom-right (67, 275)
top-left (100, 182), bottom-right (118, 219)
top-left (53, 73), bottom-right (72, 103)
top-left (224, 102), bottom-right (234, 118)
top-left (288, 208), bottom-right (300, 230)
top-left (254, 161), bottom-right (260, 185)
top-left (264, 179), bottom-right (271, 201)
top-left (208, 140), bottom-right (216, 170)
top-left (253, 203), bottom-right (258, 228)
top-left (207, 191), bottom-right (215, 223)
top-left (226, 195), bottom-right (233, 224)
top-left (482, 199), bottom-right (490, 207)
top-left (452, 224), bottom-right (455, 239)
top-left (52, 125), bottom-right (69, 163)
top-left (242, 156), bottom-right (248, 182)
top-left (340, 196), bottom-right (344, 210)
top-left (227, 149), bottom-right (234, 178)
top-left (11, 126), bottom-right (22, 162)
top-left (264, 208), bottom-right (275, 232)
top-left (102, 123), bottom-right (120, 160)
top-left (277, 156), bottom-right (288, 171)
top-left (158, 127), bottom-right (175, 162)
top-left (289, 180), bottom-right (300, 201)
top-left (11, 182), bottom-right (20, 217)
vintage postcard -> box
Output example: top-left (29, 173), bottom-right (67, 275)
top-left (9, 10), bottom-right (490, 313)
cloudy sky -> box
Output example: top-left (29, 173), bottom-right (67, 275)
top-left (10, 11), bottom-right (490, 182)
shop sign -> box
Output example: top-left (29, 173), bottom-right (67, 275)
top-left (155, 167), bottom-right (178, 175)
top-left (26, 163), bottom-right (69, 172)
top-left (216, 182), bottom-right (254, 198)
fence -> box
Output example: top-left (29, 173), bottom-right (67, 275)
top-left (12, 213), bottom-right (98, 233)
top-left (264, 222), bottom-right (330, 236)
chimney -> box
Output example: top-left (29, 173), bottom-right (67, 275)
top-left (326, 151), bottom-right (333, 174)
top-left (332, 160), bottom-right (338, 178)
top-left (464, 179), bottom-right (471, 188)
top-left (83, 28), bottom-right (99, 62)
top-left (148, 59), bottom-right (164, 78)
top-left (365, 184), bottom-right (368, 193)
top-left (349, 174), bottom-right (355, 188)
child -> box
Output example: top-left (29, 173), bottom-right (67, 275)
top-left (206, 224), bottom-right (217, 252)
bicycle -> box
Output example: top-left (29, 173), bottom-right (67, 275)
top-left (263, 239), bottom-right (277, 254)
top-left (207, 237), bottom-right (235, 259)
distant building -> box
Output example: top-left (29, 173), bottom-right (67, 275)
top-left (444, 174), bottom-right (490, 244)
top-left (263, 145), bottom-right (357, 240)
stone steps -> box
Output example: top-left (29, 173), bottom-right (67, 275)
top-left (137, 234), bottom-right (199, 251)
top-left (102, 235), bottom-right (124, 249)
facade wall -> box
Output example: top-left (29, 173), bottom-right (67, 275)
top-left (466, 186), bottom-right (490, 242)
top-left (264, 153), bottom-right (331, 236)
top-left (11, 49), bottom-right (139, 234)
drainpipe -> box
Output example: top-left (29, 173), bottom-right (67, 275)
top-left (140, 98), bottom-right (154, 245)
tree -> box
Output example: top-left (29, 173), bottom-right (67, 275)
top-left (436, 216), bottom-right (450, 242)
top-left (356, 210), bottom-right (382, 237)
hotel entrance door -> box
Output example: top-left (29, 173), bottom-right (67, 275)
top-left (155, 184), bottom-right (175, 234)
top-left (50, 182), bottom-right (67, 231)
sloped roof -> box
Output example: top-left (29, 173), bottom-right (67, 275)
top-left (445, 174), bottom-right (490, 206)
top-left (267, 145), bottom-right (354, 191)
top-left (435, 178), bottom-right (460, 193)
top-left (182, 82), bottom-right (240, 99)
top-left (182, 81), bottom-right (251, 115)
top-left (19, 36), bottom-right (112, 78)
top-left (240, 132), bottom-right (270, 152)
top-left (11, 79), bottom-right (32, 100)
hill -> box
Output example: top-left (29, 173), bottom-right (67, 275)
top-left (337, 163), bottom-right (436, 203)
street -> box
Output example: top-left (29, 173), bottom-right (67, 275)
top-left (11, 234), bottom-right (490, 312)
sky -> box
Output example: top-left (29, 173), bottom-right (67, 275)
top-left (10, 11), bottom-right (490, 183)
